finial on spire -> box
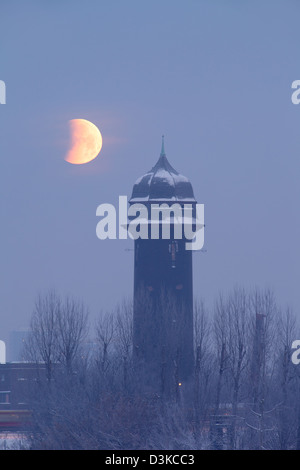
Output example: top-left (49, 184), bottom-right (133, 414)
top-left (160, 134), bottom-right (166, 156)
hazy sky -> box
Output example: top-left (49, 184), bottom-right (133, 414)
top-left (1, 0), bottom-right (300, 347)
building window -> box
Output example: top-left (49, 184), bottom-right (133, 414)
top-left (0, 391), bottom-right (10, 404)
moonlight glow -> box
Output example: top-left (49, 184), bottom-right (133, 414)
top-left (65, 119), bottom-right (103, 165)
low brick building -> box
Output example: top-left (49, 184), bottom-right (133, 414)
top-left (0, 362), bottom-right (46, 430)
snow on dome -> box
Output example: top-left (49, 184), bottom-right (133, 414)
top-left (130, 140), bottom-right (196, 204)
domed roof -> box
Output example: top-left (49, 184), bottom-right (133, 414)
top-left (130, 137), bottom-right (196, 204)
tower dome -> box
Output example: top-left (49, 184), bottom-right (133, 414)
top-left (130, 136), bottom-right (196, 204)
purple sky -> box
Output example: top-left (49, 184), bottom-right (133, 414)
top-left (1, 0), bottom-right (300, 347)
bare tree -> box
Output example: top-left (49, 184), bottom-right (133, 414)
top-left (56, 296), bottom-right (89, 374)
top-left (193, 299), bottom-right (213, 425)
top-left (213, 293), bottom-right (229, 411)
top-left (24, 289), bottom-right (61, 381)
top-left (226, 287), bottom-right (250, 448)
top-left (95, 310), bottom-right (116, 373)
top-left (274, 307), bottom-right (298, 449)
top-left (210, 288), bottom-right (251, 449)
top-left (115, 299), bottom-right (133, 393)
top-left (245, 288), bottom-right (278, 449)
top-left (210, 293), bottom-right (230, 449)
top-left (24, 290), bottom-right (89, 378)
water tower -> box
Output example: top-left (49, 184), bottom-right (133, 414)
top-left (129, 137), bottom-right (196, 396)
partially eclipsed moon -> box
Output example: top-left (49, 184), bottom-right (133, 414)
top-left (65, 119), bottom-right (103, 165)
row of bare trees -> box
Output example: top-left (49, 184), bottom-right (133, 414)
top-left (24, 290), bottom-right (89, 380)
top-left (193, 287), bottom-right (300, 450)
top-left (22, 287), bottom-right (300, 450)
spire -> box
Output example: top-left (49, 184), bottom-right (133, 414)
top-left (160, 135), bottom-right (166, 156)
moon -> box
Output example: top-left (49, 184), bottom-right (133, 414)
top-left (65, 119), bottom-right (103, 165)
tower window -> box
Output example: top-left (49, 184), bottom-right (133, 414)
top-left (169, 241), bottom-right (178, 268)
